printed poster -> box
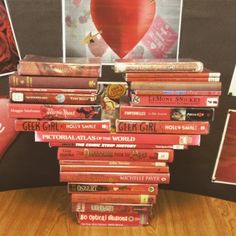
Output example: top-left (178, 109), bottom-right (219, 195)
top-left (63, 0), bottom-right (183, 63)
top-left (0, 0), bottom-right (20, 76)
top-left (212, 110), bottom-right (236, 185)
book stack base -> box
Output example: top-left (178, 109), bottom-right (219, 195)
top-left (8, 56), bottom-right (221, 226)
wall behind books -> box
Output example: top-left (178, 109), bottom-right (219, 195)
top-left (0, 0), bottom-right (236, 201)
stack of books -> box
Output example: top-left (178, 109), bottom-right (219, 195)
top-left (8, 56), bottom-right (221, 226)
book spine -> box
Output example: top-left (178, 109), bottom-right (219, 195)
top-left (10, 91), bottom-right (97, 104)
top-left (71, 193), bottom-right (156, 204)
top-left (60, 172), bottom-right (170, 184)
top-left (35, 132), bottom-right (201, 145)
top-left (68, 183), bottom-right (158, 195)
top-left (57, 147), bottom-right (174, 162)
top-left (51, 142), bottom-right (187, 150)
top-left (76, 212), bottom-right (149, 226)
top-left (119, 106), bottom-right (215, 121)
top-left (17, 62), bottom-right (101, 77)
top-left (9, 74), bottom-right (98, 89)
top-left (114, 61), bottom-right (204, 73)
top-left (130, 81), bottom-right (221, 90)
top-left (15, 119), bottom-right (110, 132)
top-left (131, 95), bottom-right (219, 108)
top-left (73, 202), bottom-right (152, 213)
top-left (116, 120), bottom-right (209, 135)
top-left (60, 164), bottom-right (169, 173)
top-left (10, 87), bottom-right (97, 94)
top-left (131, 90), bottom-right (222, 96)
top-left (8, 103), bottom-right (102, 120)
top-left (125, 71), bottom-right (221, 79)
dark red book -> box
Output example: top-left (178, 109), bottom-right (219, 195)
top-left (9, 74), bottom-right (98, 89)
top-left (10, 91), bottom-right (98, 104)
top-left (68, 182), bottom-right (158, 195)
top-left (17, 55), bottom-right (101, 77)
top-left (57, 147), bottom-right (174, 162)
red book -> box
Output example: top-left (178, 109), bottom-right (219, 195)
top-left (116, 120), bottom-right (209, 135)
top-left (8, 103), bottom-right (102, 120)
top-left (130, 81), bottom-right (222, 91)
top-left (71, 193), bottom-right (156, 204)
top-left (72, 202), bottom-right (152, 213)
top-left (125, 69), bottom-right (220, 82)
top-left (9, 74), bottom-right (98, 89)
top-left (15, 119), bottom-right (110, 132)
top-left (131, 90), bottom-right (221, 96)
top-left (60, 162), bottom-right (169, 173)
top-left (17, 55), bottom-right (101, 77)
top-left (119, 102), bottom-right (215, 121)
top-left (10, 91), bottom-right (98, 104)
top-left (68, 182), bottom-right (158, 195)
top-left (76, 212), bottom-right (149, 226)
top-left (51, 142), bottom-right (188, 150)
top-left (57, 147), bottom-right (174, 163)
top-left (60, 172), bottom-right (170, 184)
top-left (131, 94), bottom-right (219, 107)
top-left (10, 87), bottom-right (97, 94)
top-left (35, 132), bottom-right (201, 146)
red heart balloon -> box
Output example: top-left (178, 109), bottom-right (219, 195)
top-left (0, 97), bottom-right (18, 159)
top-left (90, 0), bottom-right (156, 58)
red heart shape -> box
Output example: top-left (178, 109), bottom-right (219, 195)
top-left (90, 0), bottom-right (156, 58)
top-left (0, 97), bottom-right (18, 159)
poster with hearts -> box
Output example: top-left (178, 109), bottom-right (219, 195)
top-left (63, 0), bottom-right (182, 63)
top-left (0, 0), bottom-right (20, 76)
top-left (212, 110), bottom-right (236, 185)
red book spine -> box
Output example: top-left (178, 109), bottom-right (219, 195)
top-left (131, 90), bottom-right (222, 96)
top-left (72, 202), bottom-right (152, 213)
top-left (116, 120), bottom-right (209, 135)
top-left (57, 147), bottom-right (174, 163)
top-left (35, 132), bottom-right (201, 146)
top-left (126, 77), bottom-right (220, 82)
top-left (60, 172), bottom-right (170, 184)
top-left (125, 70), bottom-right (220, 79)
top-left (60, 164), bottom-right (169, 173)
top-left (9, 74), bottom-right (98, 89)
top-left (10, 87), bottom-right (97, 94)
top-left (71, 193), bottom-right (156, 204)
top-left (76, 212), bottom-right (149, 226)
top-left (51, 142), bottom-right (187, 150)
top-left (8, 103), bottom-right (102, 120)
top-left (68, 182), bottom-right (158, 195)
top-left (10, 91), bottom-right (97, 104)
top-left (119, 105), bottom-right (215, 121)
top-left (15, 119), bottom-right (110, 132)
top-left (131, 95), bottom-right (219, 107)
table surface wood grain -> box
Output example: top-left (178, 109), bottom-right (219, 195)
top-left (0, 186), bottom-right (235, 236)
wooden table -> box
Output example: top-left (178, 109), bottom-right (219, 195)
top-left (0, 186), bottom-right (235, 236)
